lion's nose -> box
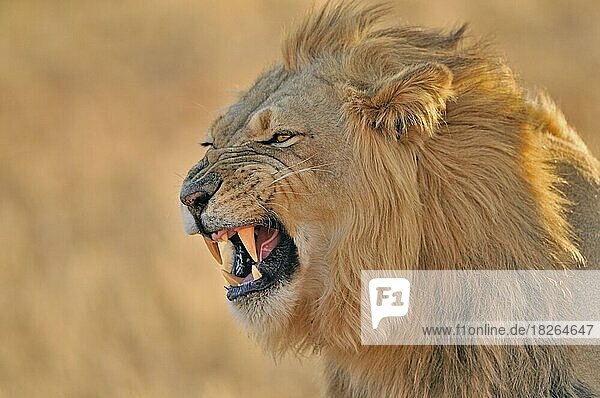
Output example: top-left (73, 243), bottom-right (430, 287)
top-left (179, 170), bottom-right (223, 210)
top-left (180, 190), bottom-right (209, 208)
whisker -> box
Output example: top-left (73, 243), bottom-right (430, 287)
top-left (270, 163), bottom-right (336, 185)
top-left (275, 190), bottom-right (318, 197)
top-left (266, 201), bottom-right (291, 214)
top-left (270, 154), bottom-right (317, 175)
top-left (247, 194), bottom-right (281, 229)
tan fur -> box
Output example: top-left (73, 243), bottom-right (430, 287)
top-left (197, 1), bottom-right (600, 396)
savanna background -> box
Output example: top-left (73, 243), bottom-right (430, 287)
top-left (1, 0), bottom-right (599, 396)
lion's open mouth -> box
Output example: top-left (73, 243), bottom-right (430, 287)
top-left (202, 223), bottom-right (299, 301)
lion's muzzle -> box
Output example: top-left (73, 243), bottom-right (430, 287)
top-left (179, 157), bottom-right (223, 235)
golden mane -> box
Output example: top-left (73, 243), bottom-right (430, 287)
top-left (280, 0), bottom-right (584, 340)
top-left (282, 2), bottom-right (467, 72)
top-left (270, 2), bottom-right (600, 396)
top-left (282, 1), bottom-right (582, 277)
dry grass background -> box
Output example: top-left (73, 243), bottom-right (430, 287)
top-left (0, 0), bottom-right (598, 397)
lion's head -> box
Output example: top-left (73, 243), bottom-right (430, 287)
top-left (180, 1), bottom-right (583, 356)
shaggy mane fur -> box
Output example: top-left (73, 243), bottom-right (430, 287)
top-left (265, 2), bottom-right (600, 397)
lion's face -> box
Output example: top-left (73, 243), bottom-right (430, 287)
top-left (180, 66), bottom-right (352, 333)
top-left (179, 1), bottom-right (527, 349)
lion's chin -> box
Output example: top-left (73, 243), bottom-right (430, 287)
top-left (229, 277), bottom-right (301, 337)
top-left (219, 227), bottom-right (304, 347)
top-left (180, 206), bottom-right (302, 329)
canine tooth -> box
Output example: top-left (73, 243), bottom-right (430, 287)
top-left (218, 241), bottom-right (233, 272)
top-left (221, 270), bottom-right (244, 286)
top-left (203, 237), bottom-right (222, 265)
top-left (237, 226), bottom-right (258, 262)
top-left (252, 265), bottom-right (262, 280)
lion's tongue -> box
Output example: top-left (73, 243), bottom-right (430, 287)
top-left (257, 227), bottom-right (280, 262)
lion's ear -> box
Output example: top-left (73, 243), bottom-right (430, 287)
top-left (344, 63), bottom-right (454, 139)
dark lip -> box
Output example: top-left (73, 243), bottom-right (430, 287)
top-left (226, 229), bottom-right (299, 301)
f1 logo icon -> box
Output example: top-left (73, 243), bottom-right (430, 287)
top-left (369, 278), bottom-right (411, 329)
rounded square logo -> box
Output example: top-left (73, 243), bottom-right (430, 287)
top-left (369, 278), bottom-right (411, 329)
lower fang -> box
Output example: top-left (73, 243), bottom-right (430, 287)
top-left (252, 265), bottom-right (262, 280)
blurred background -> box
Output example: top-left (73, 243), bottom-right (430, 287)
top-left (0, 0), bottom-right (598, 396)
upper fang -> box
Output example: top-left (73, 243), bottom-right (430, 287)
top-left (237, 226), bottom-right (258, 262)
top-left (203, 237), bottom-right (222, 265)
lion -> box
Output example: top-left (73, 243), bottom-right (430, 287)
top-left (179, 2), bottom-right (600, 396)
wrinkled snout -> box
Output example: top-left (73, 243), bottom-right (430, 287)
top-left (179, 158), bottom-right (222, 234)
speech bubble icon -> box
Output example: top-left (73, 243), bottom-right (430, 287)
top-left (369, 278), bottom-right (411, 329)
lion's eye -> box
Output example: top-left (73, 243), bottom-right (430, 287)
top-left (273, 132), bottom-right (292, 143)
top-left (262, 131), bottom-right (298, 147)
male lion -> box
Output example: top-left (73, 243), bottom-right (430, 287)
top-left (180, 2), bottom-right (600, 397)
